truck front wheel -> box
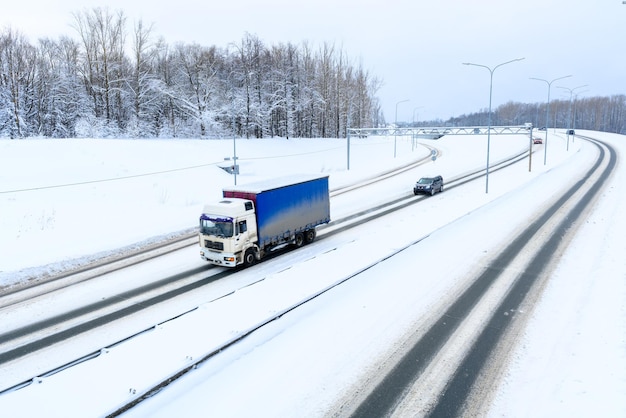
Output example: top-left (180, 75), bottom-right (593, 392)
top-left (243, 249), bottom-right (257, 267)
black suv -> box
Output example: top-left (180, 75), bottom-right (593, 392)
top-left (414, 175), bottom-right (444, 196)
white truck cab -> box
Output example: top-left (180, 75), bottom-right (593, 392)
top-left (199, 198), bottom-right (258, 267)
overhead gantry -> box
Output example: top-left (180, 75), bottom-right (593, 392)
top-left (347, 124), bottom-right (533, 139)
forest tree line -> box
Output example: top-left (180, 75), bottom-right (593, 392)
top-left (1, 8), bottom-right (624, 139)
top-left (0, 8), bottom-right (383, 139)
top-left (438, 95), bottom-right (626, 134)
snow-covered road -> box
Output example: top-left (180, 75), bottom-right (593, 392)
top-left (0, 132), bottom-right (624, 417)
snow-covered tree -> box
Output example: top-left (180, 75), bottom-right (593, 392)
top-left (0, 28), bottom-right (36, 138)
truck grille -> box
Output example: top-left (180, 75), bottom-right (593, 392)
top-left (204, 240), bottom-right (224, 250)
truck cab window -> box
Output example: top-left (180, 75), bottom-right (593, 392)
top-left (200, 218), bottom-right (233, 237)
top-left (238, 220), bottom-right (247, 234)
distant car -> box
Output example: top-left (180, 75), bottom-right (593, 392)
top-left (538, 127), bottom-right (546, 131)
top-left (414, 176), bottom-right (444, 196)
top-left (567, 129), bottom-right (575, 135)
top-left (533, 137), bottom-right (543, 144)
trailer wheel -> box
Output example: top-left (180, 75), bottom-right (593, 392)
top-left (243, 249), bottom-right (256, 267)
top-left (295, 232), bottom-right (305, 247)
top-left (304, 229), bottom-right (316, 244)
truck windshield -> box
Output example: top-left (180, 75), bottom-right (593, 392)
top-left (200, 218), bottom-right (234, 237)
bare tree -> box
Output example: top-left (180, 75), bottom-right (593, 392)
top-left (128, 19), bottom-right (163, 137)
top-left (172, 43), bottom-right (222, 137)
top-left (0, 28), bottom-right (37, 138)
top-left (73, 7), bottom-right (127, 134)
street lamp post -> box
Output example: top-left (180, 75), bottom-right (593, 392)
top-left (571, 89), bottom-right (589, 143)
top-left (557, 84), bottom-right (588, 151)
top-left (394, 99), bottom-right (409, 158)
top-left (412, 106), bottom-right (424, 126)
top-left (530, 75), bottom-right (572, 165)
top-left (346, 101), bottom-right (352, 170)
top-left (463, 57), bottom-right (524, 193)
top-left (229, 108), bottom-right (238, 185)
top-left (412, 106), bottom-right (424, 151)
top-left (226, 66), bottom-right (240, 185)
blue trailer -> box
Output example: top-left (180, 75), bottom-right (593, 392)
top-left (199, 174), bottom-right (330, 267)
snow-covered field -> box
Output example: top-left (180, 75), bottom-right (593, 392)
top-left (0, 136), bottom-right (423, 284)
top-left (0, 132), bottom-right (624, 417)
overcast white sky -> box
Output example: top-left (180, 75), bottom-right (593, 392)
top-left (2, 0), bottom-right (625, 122)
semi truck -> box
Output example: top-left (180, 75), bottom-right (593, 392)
top-left (199, 174), bottom-right (330, 267)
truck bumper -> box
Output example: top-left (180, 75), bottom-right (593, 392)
top-left (200, 249), bottom-right (238, 267)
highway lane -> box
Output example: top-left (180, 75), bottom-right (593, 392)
top-left (349, 134), bottom-right (615, 417)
